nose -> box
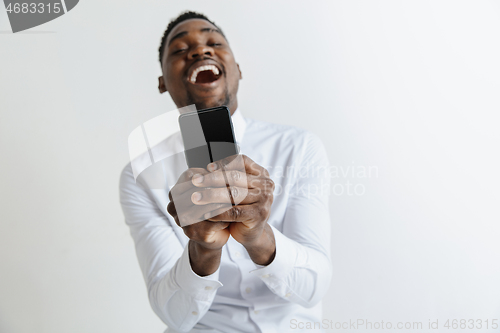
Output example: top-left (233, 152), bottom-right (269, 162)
top-left (188, 44), bottom-right (214, 60)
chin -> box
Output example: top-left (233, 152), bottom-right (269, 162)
top-left (193, 100), bottom-right (221, 110)
top-left (188, 93), bottom-right (231, 111)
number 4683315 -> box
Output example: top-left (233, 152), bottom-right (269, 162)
top-left (6, 3), bottom-right (62, 14)
top-left (443, 319), bottom-right (498, 330)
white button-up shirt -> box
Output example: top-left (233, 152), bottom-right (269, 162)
top-left (120, 110), bottom-right (332, 333)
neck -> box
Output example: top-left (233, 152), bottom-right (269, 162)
top-left (228, 99), bottom-right (238, 116)
top-left (177, 97), bottom-right (238, 115)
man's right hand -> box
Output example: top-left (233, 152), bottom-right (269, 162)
top-left (166, 168), bottom-right (231, 276)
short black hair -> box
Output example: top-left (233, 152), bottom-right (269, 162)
top-left (158, 11), bottom-right (225, 65)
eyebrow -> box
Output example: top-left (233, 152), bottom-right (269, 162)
top-left (168, 28), bottom-right (223, 47)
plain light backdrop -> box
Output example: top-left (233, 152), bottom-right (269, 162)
top-left (1, 1), bottom-right (499, 332)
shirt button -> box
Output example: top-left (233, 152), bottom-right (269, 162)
top-left (261, 274), bottom-right (270, 278)
top-left (192, 311), bottom-right (198, 316)
top-left (245, 287), bottom-right (252, 294)
top-left (205, 286), bottom-right (213, 290)
top-left (285, 292), bottom-right (292, 298)
top-left (234, 251), bottom-right (241, 258)
top-left (254, 310), bottom-right (260, 314)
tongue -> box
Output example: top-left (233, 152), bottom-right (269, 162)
top-left (196, 70), bottom-right (220, 84)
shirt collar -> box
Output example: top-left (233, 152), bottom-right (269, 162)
top-left (231, 108), bottom-right (246, 145)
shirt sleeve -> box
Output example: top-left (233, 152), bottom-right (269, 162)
top-left (250, 132), bottom-right (332, 308)
top-left (119, 165), bottom-right (223, 332)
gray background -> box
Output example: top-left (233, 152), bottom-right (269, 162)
top-left (1, 0), bottom-right (499, 332)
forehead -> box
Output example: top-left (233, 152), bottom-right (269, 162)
top-left (166, 18), bottom-right (219, 46)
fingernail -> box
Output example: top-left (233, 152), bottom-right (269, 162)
top-left (191, 192), bottom-right (202, 203)
top-left (192, 174), bottom-right (204, 185)
top-left (207, 163), bottom-right (218, 172)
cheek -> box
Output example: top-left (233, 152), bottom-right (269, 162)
top-left (219, 53), bottom-right (238, 76)
top-left (229, 65), bottom-right (241, 87)
top-left (224, 61), bottom-right (240, 81)
top-left (165, 64), bottom-right (186, 88)
top-left (166, 59), bottom-right (184, 77)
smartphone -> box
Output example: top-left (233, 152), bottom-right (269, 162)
top-left (178, 106), bottom-right (239, 169)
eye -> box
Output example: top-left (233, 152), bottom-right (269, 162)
top-left (209, 43), bottom-right (222, 47)
top-left (172, 48), bottom-right (187, 55)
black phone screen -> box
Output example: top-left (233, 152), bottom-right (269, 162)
top-left (178, 106), bottom-right (238, 168)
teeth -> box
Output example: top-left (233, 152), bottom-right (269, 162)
top-left (190, 65), bottom-right (220, 83)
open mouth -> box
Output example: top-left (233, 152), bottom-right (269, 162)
top-left (189, 64), bottom-right (221, 84)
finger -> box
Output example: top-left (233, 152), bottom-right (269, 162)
top-left (207, 154), bottom-right (243, 172)
top-left (167, 201), bottom-right (179, 226)
top-left (203, 221), bottom-right (231, 232)
top-left (167, 201), bottom-right (176, 216)
top-left (191, 187), bottom-right (260, 205)
top-left (192, 170), bottom-right (256, 188)
top-left (183, 220), bottom-right (230, 234)
top-left (250, 177), bottom-right (276, 193)
top-left (203, 205), bottom-right (236, 221)
top-left (171, 185), bottom-right (203, 211)
top-left (193, 173), bottom-right (274, 194)
top-left (208, 154), bottom-right (269, 177)
top-left (178, 203), bottom-right (233, 227)
top-left (171, 168), bottom-right (210, 197)
top-left (206, 204), bottom-right (261, 222)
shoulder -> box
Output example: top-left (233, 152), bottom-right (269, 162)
top-left (119, 162), bottom-right (138, 197)
top-left (120, 163), bottom-right (133, 187)
top-left (245, 117), bottom-right (325, 150)
top-left (245, 117), bottom-right (305, 135)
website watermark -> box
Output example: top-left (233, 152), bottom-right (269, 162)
top-left (290, 318), bottom-right (499, 330)
top-left (267, 163), bottom-right (379, 198)
top-left (3, 0), bottom-right (79, 33)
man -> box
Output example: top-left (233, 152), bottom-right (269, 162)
top-left (120, 11), bottom-right (332, 333)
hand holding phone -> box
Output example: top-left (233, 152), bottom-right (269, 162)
top-left (170, 106), bottom-right (276, 265)
top-left (170, 106), bottom-right (245, 228)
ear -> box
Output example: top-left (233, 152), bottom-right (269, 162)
top-left (236, 63), bottom-right (242, 80)
top-left (158, 76), bottom-right (167, 94)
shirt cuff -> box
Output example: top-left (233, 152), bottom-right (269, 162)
top-left (175, 244), bottom-right (223, 302)
top-left (250, 225), bottom-right (306, 296)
